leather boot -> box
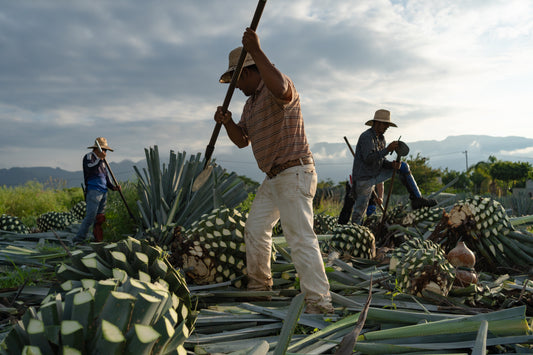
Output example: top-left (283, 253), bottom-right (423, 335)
top-left (399, 171), bottom-right (437, 210)
top-left (93, 213), bottom-right (105, 242)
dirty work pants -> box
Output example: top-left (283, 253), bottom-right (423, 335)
top-left (245, 164), bottom-right (332, 307)
top-left (351, 162), bottom-right (420, 225)
top-left (338, 181), bottom-right (376, 224)
top-left (74, 189), bottom-right (107, 242)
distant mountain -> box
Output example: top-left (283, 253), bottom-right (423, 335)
top-left (216, 135), bottom-right (533, 183)
top-left (1, 135), bottom-right (532, 187)
top-left (0, 160), bottom-right (144, 188)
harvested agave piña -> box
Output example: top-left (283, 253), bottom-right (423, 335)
top-left (401, 206), bottom-right (444, 234)
top-left (429, 196), bottom-right (533, 270)
top-left (37, 211), bottom-right (76, 232)
top-left (395, 248), bottom-right (455, 297)
top-left (389, 237), bottom-right (444, 273)
top-left (313, 213), bottom-right (338, 235)
top-left (0, 214), bottom-right (30, 234)
top-left (69, 201), bottom-right (87, 221)
top-left (324, 224), bottom-right (376, 259)
top-left (176, 207), bottom-right (276, 288)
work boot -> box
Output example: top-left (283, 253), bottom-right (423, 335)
top-left (93, 213), bottom-right (105, 242)
top-left (411, 196), bottom-right (437, 210)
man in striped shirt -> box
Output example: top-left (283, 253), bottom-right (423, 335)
top-left (214, 28), bottom-right (334, 314)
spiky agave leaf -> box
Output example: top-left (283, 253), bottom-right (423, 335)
top-left (134, 147), bottom-right (249, 247)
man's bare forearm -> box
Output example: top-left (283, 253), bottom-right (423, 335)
top-left (224, 120), bottom-right (249, 148)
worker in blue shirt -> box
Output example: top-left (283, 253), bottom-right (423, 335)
top-left (73, 137), bottom-right (120, 244)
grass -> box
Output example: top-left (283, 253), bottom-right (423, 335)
top-left (315, 196), bottom-right (342, 217)
top-left (0, 263), bottom-right (52, 289)
top-left (0, 179), bottom-right (139, 241)
top-left (0, 180), bottom-right (83, 227)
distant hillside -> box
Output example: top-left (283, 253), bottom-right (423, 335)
top-left (216, 135), bottom-right (533, 183)
top-left (1, 135), bottom-right (532, 186)
top-left (0, 160), bottom-right (143, 188)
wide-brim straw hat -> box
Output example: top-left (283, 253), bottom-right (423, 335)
top-left (87, 137), bottom-right (114, 151)
top-left (365, 109), bottom-right (398, 127)
top-left (219, 47), bottom-right (256, 83)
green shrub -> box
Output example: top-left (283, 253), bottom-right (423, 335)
top-left (103, 180), bottom-right (140, 241)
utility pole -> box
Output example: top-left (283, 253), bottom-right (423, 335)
top-left (463, 150), bottom-right (468, 171)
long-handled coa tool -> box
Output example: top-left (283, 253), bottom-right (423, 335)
top-left (380, 137), bottom-right (410, 226)
top-left (192, 0), bottom-right (267, 192)
top-left (95, 139), bottom-right (136, 221)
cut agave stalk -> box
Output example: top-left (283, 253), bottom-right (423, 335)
top-left (61, 320), bottom-right (84, 350)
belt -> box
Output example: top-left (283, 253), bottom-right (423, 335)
top-left (266, 156), bottom-right (314, 178)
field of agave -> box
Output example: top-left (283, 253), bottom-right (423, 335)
top-left (1, 146), bottom-right (533, 354)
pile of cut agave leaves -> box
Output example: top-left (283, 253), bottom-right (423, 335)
top-left (184, 194), bottom-right (533, 355)
top-left (1, 198), bottom-right (533, 354)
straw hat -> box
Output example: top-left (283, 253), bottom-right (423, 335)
top-left (365, 109), bottom-right (398, 127)
top-left (219, 47), bottom-right (256, 83)
top-left (87, 137), bottom-right (114, 151)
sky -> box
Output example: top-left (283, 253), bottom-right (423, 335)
top-left (1, 0), bottom-right (532, 176)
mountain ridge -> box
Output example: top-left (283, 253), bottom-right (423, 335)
top-left (1, 135), bottom-right (532, 187)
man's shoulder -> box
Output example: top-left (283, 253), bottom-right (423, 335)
top-left (359, 128), bottom-right (374, 138)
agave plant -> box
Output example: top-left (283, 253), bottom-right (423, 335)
top-left (1, 275), bottom-right (193, 354)
top-left (134, 147), bottom-right (249, 247)
top-left (55, 237), bottom-right (193, 328)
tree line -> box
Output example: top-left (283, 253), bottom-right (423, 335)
top-left (317, 154), bottom-right (533, 197)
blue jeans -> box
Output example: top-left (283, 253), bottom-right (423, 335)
top-left (74, 189), bottom-right (107, 241)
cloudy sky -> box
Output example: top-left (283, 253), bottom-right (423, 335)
top-left (1, 0), bottom-right (532, 176)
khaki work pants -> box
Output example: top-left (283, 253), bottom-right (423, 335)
top-left (245, 164), bottom-right (332, 307)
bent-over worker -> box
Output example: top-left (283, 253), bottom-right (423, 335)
top-left (214, 28), bottom-right (334, 314)
top-left (350, 109), bottom-right (437, 225)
